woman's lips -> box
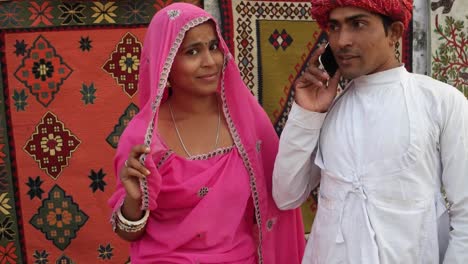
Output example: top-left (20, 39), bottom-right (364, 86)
top-left (198, 73), bottom-right (219, 81)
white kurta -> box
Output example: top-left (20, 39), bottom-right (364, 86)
top-left (273, 66), bottom-right (468, 264)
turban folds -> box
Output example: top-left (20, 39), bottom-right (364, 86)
top-left (310, 0), bottom-right (413, 30)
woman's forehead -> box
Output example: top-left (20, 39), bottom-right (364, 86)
top-left (182, 22), bottom-right (218, 43)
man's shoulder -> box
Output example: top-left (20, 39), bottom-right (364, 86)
top-left (407, 72), bottom-right (463, 98)
top-left (407, 73), bottom-right (467, 116)
top-left (408, 72), bottom-right (453, 89)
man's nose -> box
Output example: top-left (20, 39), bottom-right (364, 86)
top-left (336, 30), bottom-right (353, 49)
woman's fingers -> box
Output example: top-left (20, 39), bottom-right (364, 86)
top-left (125, 166), bottom-right (148, 179)
top-left (125, 157), bottom-right (150, 177)
top-left (119, 144), bottom-right (151, 190)
top-left (129, 144), bottom-right (150, 158)
top-left (124, 144), bottom-right (151, 176)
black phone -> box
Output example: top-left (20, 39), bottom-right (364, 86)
top-left (319, 44), bottom-right (339, 76)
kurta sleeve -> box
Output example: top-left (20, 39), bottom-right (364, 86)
top-left (440, 90), bottom-right (468, 264)
top-left (272, 102), bottom-right (326, 210)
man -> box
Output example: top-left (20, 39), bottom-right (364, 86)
top-left (272, 0), bottom-right (468, 263)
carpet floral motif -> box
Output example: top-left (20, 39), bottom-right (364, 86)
top-left (23, 112), bottom-right (80, 180)
top-left (14, 36), bottom-right (73, 107)
top-left (102, 33), bottom-right (143, 98)
top-left (29, 185), bottom-right (88, 251)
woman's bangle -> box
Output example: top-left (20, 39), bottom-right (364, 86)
top-left (116, 207), bottom-right (149, 233)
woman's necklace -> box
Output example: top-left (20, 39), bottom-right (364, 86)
top-left (168, 99), bottom-right (221, 157)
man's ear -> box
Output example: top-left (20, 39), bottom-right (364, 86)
top-left (389, 21), bottom-right (404, 44)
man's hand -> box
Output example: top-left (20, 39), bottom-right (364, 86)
top-left (295, 45), bottom-right (341, 113)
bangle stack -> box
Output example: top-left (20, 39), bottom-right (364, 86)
top-left (116, 207), bottom-right (150, 233)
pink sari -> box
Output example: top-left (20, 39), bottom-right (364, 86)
top-left (108, 3), bottom-right (305, 263)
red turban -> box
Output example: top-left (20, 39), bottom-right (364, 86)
top-left (310, 0), bottom-right (413, 30)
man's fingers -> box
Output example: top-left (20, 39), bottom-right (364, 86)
top-left (326, 69), bottom-right (341, 95)
top-left (298, 47), bottom-right (329, 90)
top-left (304, 66), bottom-right (330, 83)
top-left (329, 69), bottom-right (341, 87)
top-left (298, 70), bottom-right (328, 89)
top-left (309, 44), bottom-right (326, 67)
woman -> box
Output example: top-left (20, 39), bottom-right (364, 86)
top-left (108, 3), bottom-right (305, 263)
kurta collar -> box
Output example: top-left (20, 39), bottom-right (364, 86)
top-left (351, 65), bottom-right (409, 87)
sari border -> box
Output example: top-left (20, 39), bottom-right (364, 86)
top-left (187, 145), bottom-right (235, 160)
top-left (157, 150), bottom-right (174, 169)
top-left (220, 55), bottom-right (264, 264)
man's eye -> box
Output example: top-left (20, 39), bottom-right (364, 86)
top-left (327, 24), bottom-right (339, 32)
top-left (352, 21), bottom-right (365, 28)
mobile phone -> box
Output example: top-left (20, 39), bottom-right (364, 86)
top-left (319, 44), bottom-right (338, 76)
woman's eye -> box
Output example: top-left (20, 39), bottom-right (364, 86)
top-left (210, 43), bottom-right (219, 50)
top-left (187, 49), bottom-right (198, 55)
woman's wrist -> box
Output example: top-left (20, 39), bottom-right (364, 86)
top-left (117, 207), bottom-right (149, 233)
top-left (115, 197), bottom-right (149, 233)
top-left (122, 195), bottom-right (144, 221)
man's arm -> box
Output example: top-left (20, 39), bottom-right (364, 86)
top-left (272, 102), bottom-right (326, 210)
top-left (272, 44), bottom-right (340, 210)
top-left (440, 91), bottom-right (468, 263)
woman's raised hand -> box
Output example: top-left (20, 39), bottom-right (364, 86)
top-left (119, 144), bottom-right (151, 201)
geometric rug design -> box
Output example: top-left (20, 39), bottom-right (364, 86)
top-left (23, 112), bottom-right (81, 180)
top-left (29, 185), bottom-right (88, 251)
top-left (429, 0), bottom-right (468, 98)
top-left (106, 103), bottom-right (140, 149)
top-left (220, 0), bottom-right (325, 136)
top-left (0, 0), bottom-right (201, 262)
top-left (102, 33), bottom-right (142, 98)
top-left (13, 36), bottom-right (73, 108)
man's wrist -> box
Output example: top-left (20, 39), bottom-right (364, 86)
top-left (289, 102), bottom-right (327, 129)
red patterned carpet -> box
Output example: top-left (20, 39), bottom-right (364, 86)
top-left (0, 1), bottom-right (199, 263)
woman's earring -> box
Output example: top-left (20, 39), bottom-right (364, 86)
top-left (166, 80), bottom-right (173, 96)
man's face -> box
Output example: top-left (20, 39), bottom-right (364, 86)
top-left (327, 7), bottom-right (397, 79)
